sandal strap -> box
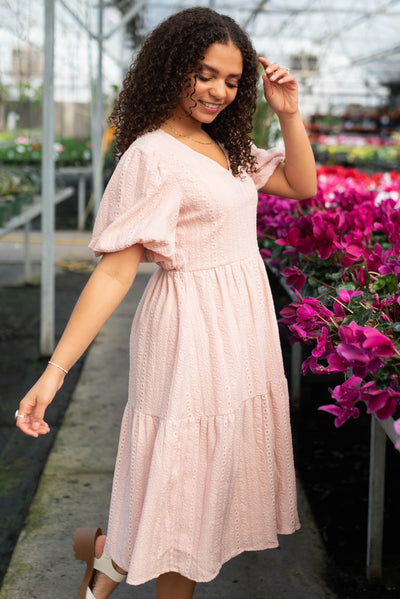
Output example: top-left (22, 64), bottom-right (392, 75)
top-left (93, 553), bottom-right (126, 583)
top-left (86, 587), bottom-right (96, 599)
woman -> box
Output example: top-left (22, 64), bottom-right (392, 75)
top-left (16, 7), bottom-right (316, 599)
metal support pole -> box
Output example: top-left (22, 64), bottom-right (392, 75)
top-left (92, 0), bottom-right (104, 216)
top-left (40, 0), bottom-right (55, 355)
top-left (367, 415), bottom-right (386, 581)
top-left (78, 173), bottom-right (86, 230)
top-left (23, 222), bottom-right (31, 282)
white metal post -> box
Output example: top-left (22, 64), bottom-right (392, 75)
top-left (40, 0), bottom-right (56, 355)
top-left (78, 172), bottom-right (86, 230)
top-left (92, 0), bottom-right (104, 216)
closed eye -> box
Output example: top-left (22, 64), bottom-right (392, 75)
top-left (198, 74), bottom-right (239, 88)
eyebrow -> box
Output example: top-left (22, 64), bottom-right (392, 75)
top-left (201, 62), bottom-right (242, 78)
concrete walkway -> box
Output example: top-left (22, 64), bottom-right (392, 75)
top-left (0, 253), bottom-right (339, 598)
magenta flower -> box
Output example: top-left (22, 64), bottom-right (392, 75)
top-left (302, 354), bottom-right (331, 375)
top-left (280, 294), bottom-right (335, 344)
top-left (360, 381), bottom-right (399, 420)
top-left (319, 375), bottom-right (362, 427)
top-left (331, 375), bottom-right (363, 403)
top-left (379, 258), bottom-right (400, 279)
top-left (318, 404), bottom-right (360, 427)
top-left (341, 242), bottom-right (364, 267)
top-left (276, 215), bottom-right (316, 256)
top-left (282, 266), bottom-right (306, 290)
top-left (311, 213), bottom-right (339, 259)
top-left (312, 326), bottom-right (329, 358)
top-left (333, 289), bottom-right (362, 317)
top-left (357, 268), bottom-right (367, 287)
top-left (302, 328), bottom-right (337, 375)
top-left (362, 327), bottom-right (396, 356)
top-left (365, 243), bottom-right (387, 272)
top-left (314, 322), bottom-right (397, 378)
top-left (260, 248), bottom-right (271, 260)
top-left (327, 351), bottom-right (353, 373)
top-left (335, 322), bottom-right (395, 377)
top-left (336, 344), bottom-right (381, 377)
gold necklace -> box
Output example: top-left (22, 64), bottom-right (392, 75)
top-left (162, 122), bottom-right (214, 145)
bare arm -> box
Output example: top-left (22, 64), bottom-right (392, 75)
top-left (17, 243), bottom-right (144, 437)
top-left (257, 58), bottom-right (317, 200)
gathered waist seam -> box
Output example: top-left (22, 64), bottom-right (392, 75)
top-left (160, 253), bottom-right (261, 273)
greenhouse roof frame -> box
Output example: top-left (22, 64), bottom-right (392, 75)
top-left (113, 0), bottom-right (400, 88)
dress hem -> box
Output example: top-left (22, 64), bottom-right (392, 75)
top-left (110, 523), bottom-right (301, 586)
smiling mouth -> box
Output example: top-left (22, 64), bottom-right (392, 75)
top-left (200, 101), bottom-right (222, 109)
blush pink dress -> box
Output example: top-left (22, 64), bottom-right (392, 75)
top-left (89, 129), bottom-right (300, 585)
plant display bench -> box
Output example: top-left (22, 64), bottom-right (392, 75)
top-left (56, 166), bottom-right (92, 230)
top-left (0, 187), bottom-right (74, 282)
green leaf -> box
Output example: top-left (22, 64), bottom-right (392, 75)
top-left (352, 307), bottom-right (373, 325)
top-left (326, 271), bottom-right (343, 281)
top-left (372, 273), bottom-right (398, 294)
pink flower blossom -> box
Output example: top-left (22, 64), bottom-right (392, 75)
top-left (318, 404), bottom-right (360, 427)
top-left (341, 242), bottom-right (364, 267)
top-left (335, 322), bottom-right (395, 377)
top-left (260, 248), bottom-right (271, 260)
top-left (280, 294), bottom-right (334, 344)
top-left (282, 266), bottom-right (306, 290)
top-left (312, 326), bottom-right (329, 358)
top-left (311, 214), bottom-right (339, 259)
top-left (333, 289), bottom-right (362, 317)
top-left (319, 375), bottom-right (362, 427)
top-left (360, 381), bottom-right (399, 420)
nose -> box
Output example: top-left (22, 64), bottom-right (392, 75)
top-left (209, 79), bottom-right (226, 100)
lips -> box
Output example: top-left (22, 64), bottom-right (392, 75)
top-left (199, 100), bottom-right (223, 113)
top-left (201, 101), bottom-right (221, 108)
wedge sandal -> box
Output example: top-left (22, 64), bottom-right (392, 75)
top-left (73, 527), bottom-right (126, 599)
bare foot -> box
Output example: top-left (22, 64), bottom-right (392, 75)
top-left (90, 535), bottom-right (127, 599)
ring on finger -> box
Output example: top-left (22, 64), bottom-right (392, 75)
top-left (15, 409), bottom-right (31, 420)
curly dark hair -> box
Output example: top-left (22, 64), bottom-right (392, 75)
top-left (109, 7), bottom-right (260, 176)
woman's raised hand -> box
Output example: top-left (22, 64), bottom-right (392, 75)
top-left (258, 57), bottom-right (299, 117)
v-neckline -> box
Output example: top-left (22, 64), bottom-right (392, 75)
top-left (158, 128), bottom-right (231, 173)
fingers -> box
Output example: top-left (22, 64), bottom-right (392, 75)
top-left (15, 368), bottom-right (64, 437)
top-left (258, 58), bottom-right (294, 85)
top-left (16, 391), bottom-right (51, 438)
top-left (15, 410), bottom-right (50, 438)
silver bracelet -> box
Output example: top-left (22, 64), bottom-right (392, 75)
top-left (48, 361), bottom-right (69, 374)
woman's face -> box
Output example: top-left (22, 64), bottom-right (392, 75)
top-left (176, 41), bottom-right (243, 124)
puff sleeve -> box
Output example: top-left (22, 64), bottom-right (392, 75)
top-left (89, 143), bottom-right (181, 264)
top-left (250, 145), bottom-right (285, 191)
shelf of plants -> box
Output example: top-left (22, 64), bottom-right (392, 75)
top-left (257, 163), bottom-right (400, 580)
top-left (306, 106), bottom-right (400, 172)
top-left (257, 164), bottom-right (400, 438)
